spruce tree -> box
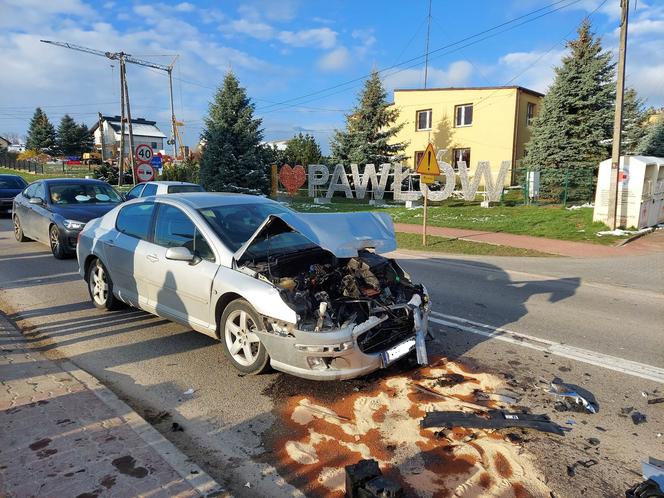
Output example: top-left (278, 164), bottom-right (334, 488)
top-left (56, 114), bottom-right (80, 156)
top-left (621, 88), bottom-right (648, 154)
top-left (330, 70), bottom-right (406, 165)
top-left (524, 20), bottom-right (615, 201)
top-left (637, 119), bottom-right (664, 157)
top-left (76, 123), bottom-right (94, 154)
top-left (199, 72), bottom-right (267, 194)
top-left (26, 108), bottom-right (56, 153)
top-left (284, 133), bottom-right (321, 165)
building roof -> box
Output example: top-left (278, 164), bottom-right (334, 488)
top-left (0, 136), bottom-right (10, 146)
top-left (393, 85), bottom-right (545, 98)
top-left (91, 116), bottom-right (167, 138)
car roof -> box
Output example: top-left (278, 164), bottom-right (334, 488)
top-left (158, 192), bottom-right (276, 209)
top-left (0, 174), bottom-right (24, 179)
top-left (145, 181), bottom-right (198, 186)
top-left (42, 178), bottom-right (110, 185)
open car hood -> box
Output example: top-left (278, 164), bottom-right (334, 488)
top-left (233, 211), bottom-right (396, 263)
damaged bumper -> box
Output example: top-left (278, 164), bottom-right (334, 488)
top-left (260, 304), bottom-right (430, 381)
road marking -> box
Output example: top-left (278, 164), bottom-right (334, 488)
top-left (430, 310), bottom-right (664, 384)
top-left (0, 272), bottom-right (79, 286)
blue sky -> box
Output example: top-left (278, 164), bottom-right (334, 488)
top-left (1, 0), bottom-right (663, 154)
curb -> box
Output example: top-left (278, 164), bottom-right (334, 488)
top-left (616, 227), bottom-right (655, 247)
top-left (0, 312), bottom-right (224, 497)
top-left (60, 361), bottom-right (225, 497)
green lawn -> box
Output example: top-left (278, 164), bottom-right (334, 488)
top-left (396, 232), bottom-right (552, 257)
top-left (0, 167), bottom-right (89, 182)
top-left (287, 197), bottom-right (620, 245)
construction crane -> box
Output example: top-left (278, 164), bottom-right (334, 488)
top-left (40, 40), bottom-right (183, 178)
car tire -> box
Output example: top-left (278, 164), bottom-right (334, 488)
top-left (87, 258), bottom-right (122, 311)
top-left (220, 299), bottom-right (271, 375)
top-left (49, 225), bottom-right (68, 259)
top-left (13, 215), bottom-right (30, 242)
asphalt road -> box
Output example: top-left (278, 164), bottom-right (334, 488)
top-left (1, 216), bottom-right (662, 496)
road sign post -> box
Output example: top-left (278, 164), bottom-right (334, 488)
top-left (415, 143), bottom-right (441, 246)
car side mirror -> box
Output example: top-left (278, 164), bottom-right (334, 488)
top-left (29, 197), bottom-right (43, 205)
top-left (165, 246), bottom-right (196, 262)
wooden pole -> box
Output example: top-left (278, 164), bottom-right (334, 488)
top-left (98, 112), bottom-right (106, 163)
top-left (168, 68), bottom-right (177, 158)
top-left (118, 59), bottom-right (126, 187)
top-left (122, 57), bottom-right (137, 185)
top-left (422, 184), bottom-right (428, 246)
top-left (271, 164), bottom-right (278, 198)
top-left (607, 0), bottom-right (629, 230)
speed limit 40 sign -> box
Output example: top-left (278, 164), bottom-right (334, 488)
top-left (135, 144), bottom-right (154, 164)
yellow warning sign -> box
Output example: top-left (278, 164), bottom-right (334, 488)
top-left (416, 143), bottom-right (441, 176)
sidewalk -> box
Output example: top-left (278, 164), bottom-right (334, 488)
top-left (0, 313), bottom-right (222, 498)
top-left (394, 223), bottom-right (664, 258)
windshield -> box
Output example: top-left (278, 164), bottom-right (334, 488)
top-left (0, 176), bottom-right (27, 189)
top-left (199, 202), bottom-right (315, 257)
top-left (167, 185), bottom-right (204, 194)
top-left (48, 183), bottom-right (123, 205)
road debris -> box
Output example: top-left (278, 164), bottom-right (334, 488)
top-left (171, 422), bottom-right (184, 432)
top-left (626, 479), bottom-right (664, 498)
top-left (647, 397), bottom-right (664, 405)
top-left (587, 437), bottom-right (600, 446)
top-left (642, 457), bottom-right (664, 489)
top-left (548, 377), bottom-right (598, 414)
top-left (411, 383), bottom-right (490, 411)
top-left (566, 459), bottom-right (598, 477)
top-left (631, 412), bottom-right (647, 425)
top-left (183, 388), bottom-right (195, 396)
top-left (345, 459), bottom-right (403, 498)
top-left (420, 410), bottom-right (566, 436)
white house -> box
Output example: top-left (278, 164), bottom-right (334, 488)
top-left (90, 116), bottom-right (167, 159)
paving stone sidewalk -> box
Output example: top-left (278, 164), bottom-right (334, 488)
top-left (0, 312), bottom-right (222, 498)
top-left (394, 222), bottom-right (664, 257)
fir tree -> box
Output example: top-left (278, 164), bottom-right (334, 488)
top-left (284, 133), bottom-right (321, 165)
top-left (621, 88), bottom-right (648, 154)
top-left (199, 72), bottom-right (267, 194)
top-left (330, 70), bottom-right (406, 165)
top-left (76, 123), bottom-right (94, 154)
top-left (636, 119), bottom-right (664, 157)
top-left (524, 20), bottom-right (615, 201)
top-left (26, 108), bottom-right (56, 153)
top-left (56, 114), bottom-right (80, 156)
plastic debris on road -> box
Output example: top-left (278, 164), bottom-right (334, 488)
top-left (183, 388), bottom-right (195, 396)
top-left (548, 377), bottom-right (598, 414)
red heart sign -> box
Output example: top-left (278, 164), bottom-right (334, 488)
top-left (279, 164), bottom-right (306, 195)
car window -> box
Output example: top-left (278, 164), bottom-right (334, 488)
top-left (48, 182), bottom-right (122, 205)
top-left (0, 176), bottom-right (26, 189)
top-left (154, 204), bottom-right (214, 262)
top-left (126, 184), bottom-right (144, 200)
top-left (24, 183), bottom-right (38, 198)
top-left (141, 183), bottom-right (158, 197)
top-left (34, 183), bottom-right (46, 201)
top-left (116, 203), bottom-right (155, 240)
top-left (167, 185), bottom-right (204, 194)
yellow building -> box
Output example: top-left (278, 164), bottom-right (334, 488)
top-left (391, 86), bottom-right (543, 185)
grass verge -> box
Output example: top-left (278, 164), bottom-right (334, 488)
top-left (396, 232), bottom-right (553, 257)
top-left (0, 167), bottom-right (89, 182)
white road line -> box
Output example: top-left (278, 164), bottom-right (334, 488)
top-left (430, 310), bottom-right (664, 384)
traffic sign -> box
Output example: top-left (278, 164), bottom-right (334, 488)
top-left (150, 155), bottom-right (162, 168)
top-left (416, 143), bottom-right (441, 179)
top-left (134, 164), bottom-right (155, 183)
top-left (135, 144), bottom-right (154, 164)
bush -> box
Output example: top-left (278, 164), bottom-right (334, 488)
top-left (160, 157), bottom-right (200, 183)
top-left (93, 162), bottom-right (133, 185)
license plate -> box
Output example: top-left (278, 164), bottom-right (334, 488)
top-left (381, 337), bottom-right (416, 366)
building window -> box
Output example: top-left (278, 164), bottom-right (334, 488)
top-left (454, 104), bottom-right (473, 127)
top-left (452, 148), bottom-right (471, 171)
top-left (415, 151), bottom-right (425, 169)
top-left (416, 109), bottom-right (432, 131)
top-left (151, 142), bottom-right (158, 149)
top-left (526, 102), bottom-right (536, 126)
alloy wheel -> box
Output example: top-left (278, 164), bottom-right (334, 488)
top-left (90, 263), bottom-right (108, 306)
top-left (13, 217), bottom-right (21, 239)
top-left (224, 309), bottom-right (261, 367)
top-left (50, 226), bottom-right (60, 254)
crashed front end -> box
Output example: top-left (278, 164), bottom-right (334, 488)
top-left (234, 213), bottom-right (430, 381)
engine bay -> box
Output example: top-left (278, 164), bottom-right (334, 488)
top-left (244, 247), bottom-right (425, 332)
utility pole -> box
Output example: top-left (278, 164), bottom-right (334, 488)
top-left (167, 55), bottom-right (179, 158)
top-left (423, 0), bottom-right (432, 89)
top-left (118, 60), bottom-right (126, 187)
top-left (607, 0), bottom-right (629, 230)
top-left (122, 57), bottom-right (137, 184)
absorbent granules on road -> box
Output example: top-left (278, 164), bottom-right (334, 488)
top-left (269, 358), bottom-right (551, 498)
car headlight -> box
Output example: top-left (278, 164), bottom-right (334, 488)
top-left (63, 219), bottom-right (86, 230)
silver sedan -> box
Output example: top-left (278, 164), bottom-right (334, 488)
top-left (76, 193), bottom-right (430, 380)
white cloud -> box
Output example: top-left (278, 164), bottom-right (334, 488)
top-left (225, 19), bottom-right (275, 40)
top-left (317, 46), bottom-right (351, 71)
top-left (175, 2), bottom-right (195, 12)
top-left (383, 61), bottom-right (474, 91)
top-left (0, 0), bottom-right (95, 28)
top-left (278, 28), bottom-right (337, 49)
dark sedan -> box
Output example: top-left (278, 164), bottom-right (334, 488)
top-left (0, 174), bottom-right (28, 215)
top-left (13, 178), bottom-right (123, 259)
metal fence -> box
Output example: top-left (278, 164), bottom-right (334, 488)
top-left (0, 156), bottom-right (44, 174)
top-left (514, 165), bottom-right (596, 206)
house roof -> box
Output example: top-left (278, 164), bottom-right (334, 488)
top-left (393, 85), bottom-right (545, 98)
top-left (0, 136), bottom-right (10, 146)
top-left (90, 116), bottom-right (167, 138)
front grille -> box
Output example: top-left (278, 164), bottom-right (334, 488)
top-left (357, 308), bottom-right (414, 354)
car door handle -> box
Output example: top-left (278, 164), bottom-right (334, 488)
top-left (146, 254), bottom-right (159, 263)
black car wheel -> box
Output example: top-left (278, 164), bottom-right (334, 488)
top-left (87, 258), bottom-right (122, 310)
top-left (49, 225), bottom-right (67, 259)
top-left (13, 215), bottom-right (30, 242)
